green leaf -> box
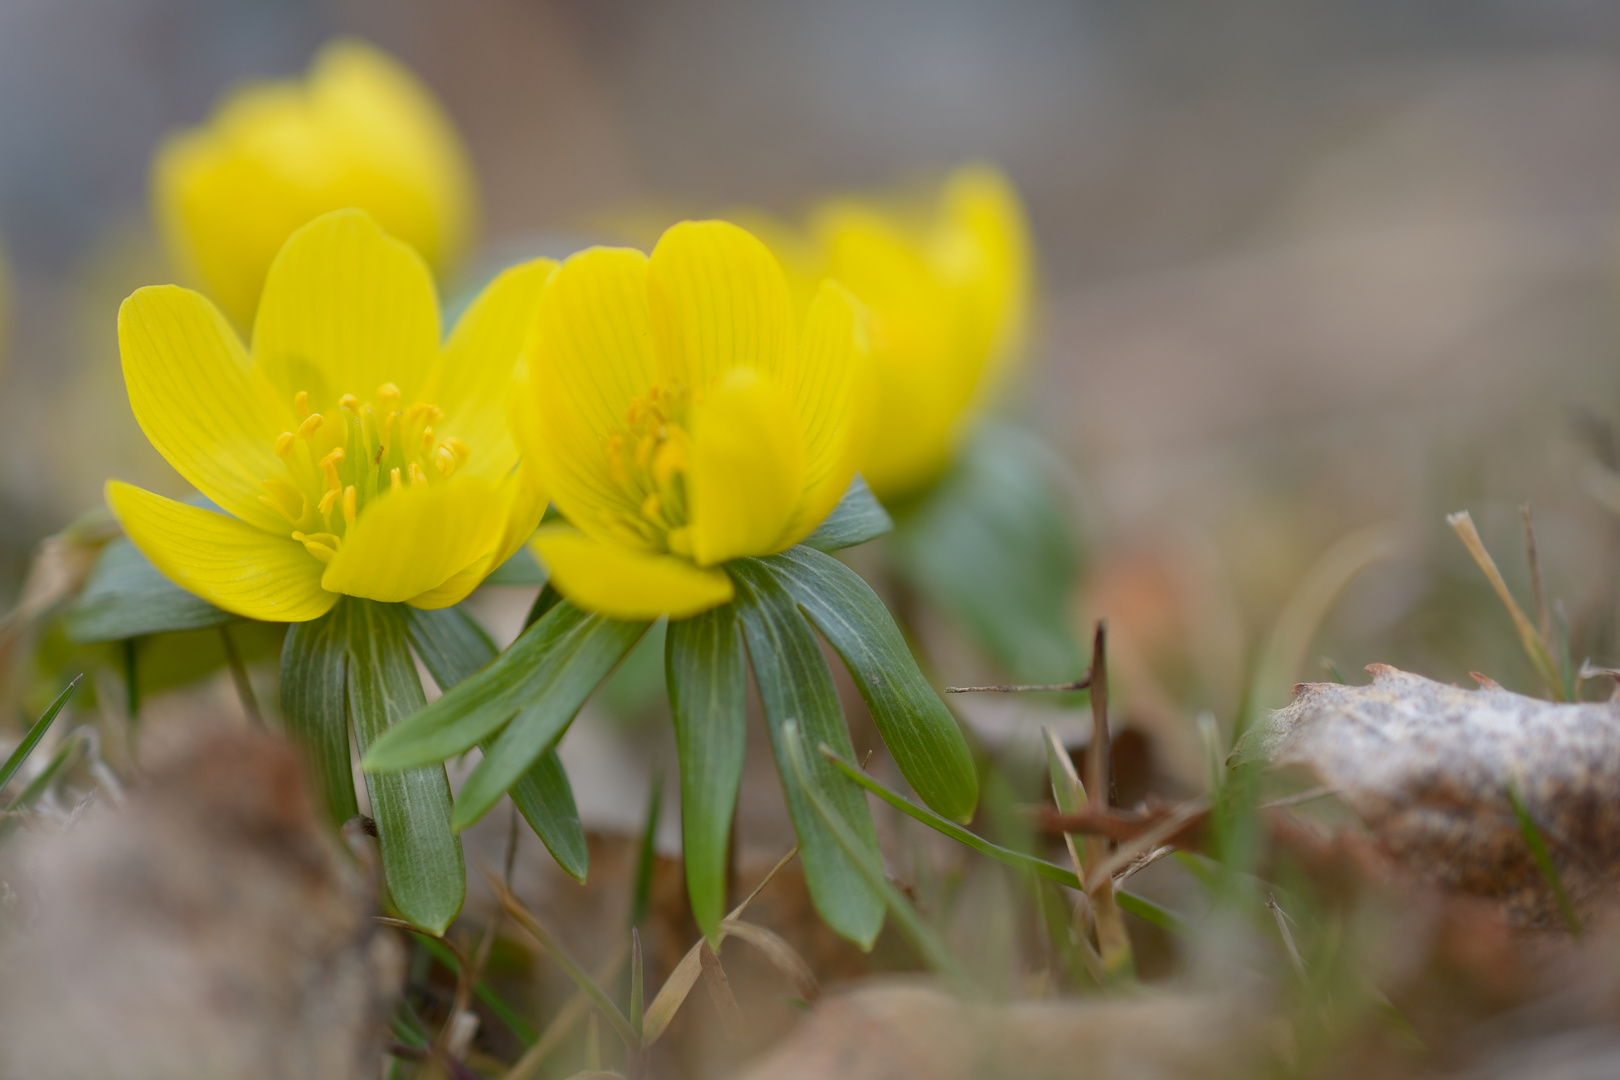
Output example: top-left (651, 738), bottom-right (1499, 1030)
top-left (400, 604), bottom-right (590, 882)
top-left (508, 749), bottom-right (589, 882)
top-left (280, 605), bottom-right (360, 825)
top-left (66, 538), bottom-right (237, 642)
top-left (482, 545), bottom-right (547, 586)
top-left (760, 546), bottom-right (978, 822)
top-left (803, 475), bottom-right (893, 553)
top-left (0, 676), bottom-right (80, 797)
top-left (451, 612), bottom-right (649, 831)
top-left (345, 599), bottom-right (465, 935)
top-left (666, 606), bottom-right (747, 944)
top-left (365, 601), bottom-right (599, 771)
top-left (890, 423), bottom-right (1085, 683)
top-left (0, 732), bottom-right (86, 845)
top-left (728, 560), bottom-right (884, 948)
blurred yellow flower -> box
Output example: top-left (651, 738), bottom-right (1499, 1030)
top-left (763, 163), bottom-right (1031, 501)
top-left (152, 39), bottom-right (476, 331)
top-left (518, 220), bottom-right (869, 620)
top-left (107, 210), bottom-right (548, 621)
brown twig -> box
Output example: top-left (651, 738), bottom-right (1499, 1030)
top-left (945, 671), bottom-right (1091, 694)
top-left (1087, 623), bottom-right (1112, 810)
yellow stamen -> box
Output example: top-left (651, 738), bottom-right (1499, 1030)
top-left (342, 485), bottom-right (357, 525)
top-left (377, 382), bottom-right (401, 406)
top-left (319, 448), bottom-right (344, 491)
top-left (274, 432), bottom-right (296, 458)
top-left (292, 531), bottom-right (340, 565)
top-left (422, 426), bottom-right (435, 452)
top-left (318, 488), bottom-right (340, 515)
top-left (339, 393), bottom-right (360, 413)
top-left (434, 445), bottom-right (457, 476)
top-left (294, 390), bottom-right (310, 417)
top-left (409, 462), bottom-right (428, 487)
top-left (445, 437), bottom-right (472, 463)
top-left (297, 414), bottom-right (324, 439)
top-left (259, 478), bottom-right (305, 523)
top-left (390, 467), bottom-right (402, 492)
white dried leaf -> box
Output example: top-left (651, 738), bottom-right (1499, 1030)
top-left (1251, 665), bottom-right (1620, 928)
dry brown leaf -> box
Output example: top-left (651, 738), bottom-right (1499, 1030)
top-left (1249, 664), bottom-right (1620, 929)
top-left (0, 726), bottom-right (401, 1079)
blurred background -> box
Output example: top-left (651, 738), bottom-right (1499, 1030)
top-left (5, 0), bottom-right (1620, 716)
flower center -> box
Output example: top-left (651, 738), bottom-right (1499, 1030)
top-left (602, 385), bottom-right (696, 556)
top-left (258, 384), bottom-right (471, 564)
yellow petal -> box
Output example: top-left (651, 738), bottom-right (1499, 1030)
top-left (647, 220), bottom-right (795, 391)
top-left (529, 525), bottom-right (733, 621)
top-left (117, 286), bottom-right (291, 534)
top-left (320, 476), bottom-right (503, 602)
top-left (406, 461), bottom-right (549, 609)
top-left (779, 280), bottom-right (870, 545)
top-left (940, 162), bottom-right (1032, 375)
top-left (150, 39), bottom-right (476, 332)
top-left (251, 209), bottom-right (440, 405)
top-left (687, 367), bottom-right (804, 565)
top-left (429, 257), bottom-right (557, 483)
top-left (525, 246), bottom-right (658, 543)
top-left (106, 480), bottom-right (336, 622)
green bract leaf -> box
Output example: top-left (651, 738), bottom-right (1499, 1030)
top-left (450, 612), bottom-right (648, 832)
top-left (401, 606), bottom-right (590, 881)
top-left (760, 546), bottom-right (978, 822)
top-left (364, 600), bottom-right (599, 772)
top-left (729, 560), bottom-right (884, 949)
top-left (66, 538), bottom-right (237, 642)
top-left (666, 605), bottom-right (747, 945)
top-left (890, 423), bottom-right (1085, 683)
top-left (345, 599), bottom-right (465, 935)
top-left (280, 606), bottom-right (359, 825)
top-left (803, 475), bottom-right (893, 553)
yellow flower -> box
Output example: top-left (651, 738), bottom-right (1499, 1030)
top-left (152, 39), bottom-right (476, 331)
top-left (518, 221), bottom-right (868, 621)
top-left (107, 209), bottom-right (549, 621)
top-left (761, 163), bottom-right (1031, 501)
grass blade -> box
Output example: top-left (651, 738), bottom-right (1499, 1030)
top-left (0, 676), bottom-right (80, 795)
top-left (820, 743), bottom-right (1188, 936)
top-left (1506, 781), bottom-right (1581, 935)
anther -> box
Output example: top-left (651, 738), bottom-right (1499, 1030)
top-left (408, 462), bottom-right (428, 487)
top-left (292, 531), bottom-right (340, 565)
top-left (445, 437), bottom-right (472, 463)
top-left (297, 414), bottom-right (324, 439)
top-left (342, 485), bottom-right (357, 525)
top-left (294, 390), bottom-right (310, 417)
top-left (319, 489), bottom-right (340, 515)
top-left (434, 445), bottom-right (457, 476)
top-left (422, 426), bottom-right (435, 452)
top-left (377, 382), bottom-right (401, 405)
top-left (390, 467), bottom-right (402, 493)
top-left (275, 432), bottom-right (296, 458)
top-left (339, 393), bottom-right (360, 413)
